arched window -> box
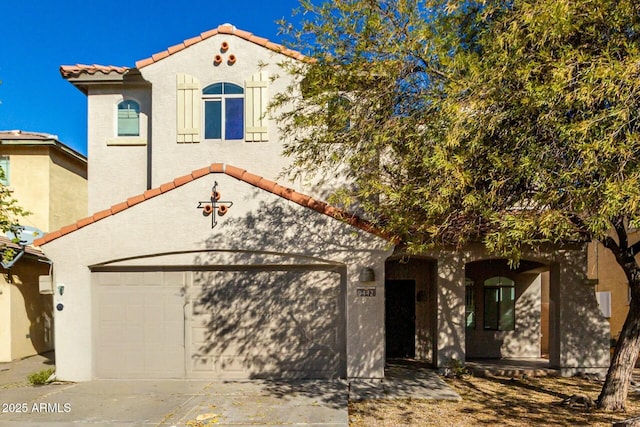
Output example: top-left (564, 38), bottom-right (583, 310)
top-left (483, 276), bottom-right (515, 330)
top-left (202, 82), bottom-right (244, 140)
top-left (117, 100), bottom-right (140, 137)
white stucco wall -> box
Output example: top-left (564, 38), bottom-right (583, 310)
top-left (87, 86), bottom-right (150, 213)
top-left (139, 35), bottom-right (300, 193)
top-left (40, 171), bottom-right (392, 381)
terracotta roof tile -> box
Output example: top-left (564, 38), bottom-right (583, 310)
top-left (159, 182), bottom-right (176, 193)
top-left (110, 202), bottom-right (129, 214)
top-left (127, 194), bottom-right (146, 207)
top-left (192, 166), bottom-right (211, 179)
top-left (209, 163), bottom-right (225, 173)
top-left (143, 188), bottom-right (162, 199)
top-left (76, 217), bottom-right (94, 229)
top-left (173, 174), bottom-right (194, 187)
top-left (256, 178), bottom-right (277, 192)
top-left (135, 24), bottom-right (308, 70)
top-left (59, 224), bottom-right (78, 235)
top-left (93, 209), bottom-right (112, 221)
top-left (34, 163), bottom-right (386, 247)
top-left (60, 64), bottom-right (129, 78)
top-left (224, 164), bottom-right (246, 180)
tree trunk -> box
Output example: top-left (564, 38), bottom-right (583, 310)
top-left (598, 282), bottom-right (640, 410)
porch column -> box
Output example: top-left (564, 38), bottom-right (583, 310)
top-left (435, 251), bottom-right (466, 368)
top-left (551, 249), bottom-right (610, 376)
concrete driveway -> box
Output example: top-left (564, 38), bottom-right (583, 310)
top-left (0, 353), bottom-right (348, 426)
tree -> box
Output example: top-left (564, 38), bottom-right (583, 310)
top-left (0, 166), bottom-right (29, 262)
top-left (274, 0), bottom-right (640, 411)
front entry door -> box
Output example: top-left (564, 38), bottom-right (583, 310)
top-left (385, 279), bottom-right (416, 358)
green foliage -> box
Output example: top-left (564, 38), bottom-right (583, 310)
top-left (0, 166), bottom-right (30, 263)
top-left (27, 368), bottom-right (54, 385)
top-left (273, 0), bottom-right (640, 263)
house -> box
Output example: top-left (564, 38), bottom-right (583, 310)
top-left (34, 24), bottom-right (609, 381)
top-left (0, 130), bottom-right (87, 362)
top-left (588, 239), bottom-right (639, 349)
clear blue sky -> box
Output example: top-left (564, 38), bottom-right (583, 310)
top-left (0, 0), bottom-right (302, 156)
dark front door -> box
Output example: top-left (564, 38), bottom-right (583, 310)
top-left (385, 280), bottom-right (416, 358)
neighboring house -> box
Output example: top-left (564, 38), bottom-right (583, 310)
top-left (588, 239), bottom-right (638, 347)
top-left (0, 130), bottom-right (87, 362)
top-left (34, 24), bottom-right (609, 381)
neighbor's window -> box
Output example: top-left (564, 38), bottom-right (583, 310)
top-left (465, 278), bottom-right (476, 329)
top-left (484, 276), bottom-right (515, 331)
top-left (117, 100), bottom-right (140, 136)
top-left (203, 82), bottom-right (244, 140)
top-left (0, 156), bottom-right (8, 185)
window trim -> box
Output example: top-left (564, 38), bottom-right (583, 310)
top-left (117, 99), bottom-right (141, 137)
top-left (483, 276), bottom-right (516, 331)
top-left (202, 82), bottom-right (244, 141)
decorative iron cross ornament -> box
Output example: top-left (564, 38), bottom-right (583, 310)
top-left (197, 181), bottom-right (234, 228)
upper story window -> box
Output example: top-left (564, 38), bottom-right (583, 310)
top-left (0, 156), bottom-right (9, 186)
top-left (117, 100), bottom-right (140, 137)
top-left (202, 83), bottom-right (244, 140)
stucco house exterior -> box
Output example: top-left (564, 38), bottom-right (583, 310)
top-left (34, 24), bottom-right (610, 381)
top-left (0, 130), bottom-right (87, 362)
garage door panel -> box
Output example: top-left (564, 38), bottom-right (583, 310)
top-left (188, 270), bottom-right (345, 379)
top-left (95, 269), bottom-right (345, 379)
top-left (94, 272), bottom-right (186, 378)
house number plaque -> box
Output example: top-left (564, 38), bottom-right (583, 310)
top-left (357, 287), bottom-right (376, 297)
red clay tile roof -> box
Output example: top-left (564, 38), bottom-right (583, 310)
top-left (135, 23), bottom-right (307, 69)
top-left (33, 163), bottom-right (386, 247)
top-left (60, 64), bottom-right (130, 78)
top-left (60, 24), bottom-right (307, 78)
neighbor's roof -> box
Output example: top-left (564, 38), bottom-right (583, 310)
top-left (0, 236), bottom-right (47, 259)
top-left (60, 23), bottom-right (307, 79)
top-left (34, 163), bottom-right (387, 247)
top-left (0, 130), bottom-right (87, 163)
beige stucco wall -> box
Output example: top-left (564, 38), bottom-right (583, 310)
top-left (0, 276), bottom-right (11, 361)
top-left (428, 244), bottom-right (609, 376)
top-left (0, 259), bottom-right (53, 362)
top-left (48, 148), bottom-right (88, 230)
top-left (464, 261), bottom-right (542, 359)
top-left (588, 240), bottom-right (631, 342)
top-left (39, 172), bottom-right (392, 381)
top-left (6, 147), bottom-right (51, 231)
top-left (7, 261), bottom-right (53, 360)
top-left (1, 145), bottom-right (87, 233)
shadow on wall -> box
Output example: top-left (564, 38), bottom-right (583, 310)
top-left (6, 260), bottom-right (54, 358)
top-left (464, 259), bottom-right (545, 360)
top-left (189, 191), bottom-right (384, 405)
top-left (550, 251), bottom-right (610, 373)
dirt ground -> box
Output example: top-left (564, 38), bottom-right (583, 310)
top-left (349, 373), bottom-right (640, 426)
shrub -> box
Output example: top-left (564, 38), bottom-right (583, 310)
top-left (27, 368), bottom-right (55, 385)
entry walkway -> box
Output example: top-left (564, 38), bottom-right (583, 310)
top-left (349, 360), bottom-right (461, 401)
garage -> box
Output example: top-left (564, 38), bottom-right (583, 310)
top-left (93, 268), bottom-right (345, 379)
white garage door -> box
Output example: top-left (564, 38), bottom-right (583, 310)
top-left (94, 269), bottom-right (344, 379)
top-left (94, 272), bottom-right (186, 378)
